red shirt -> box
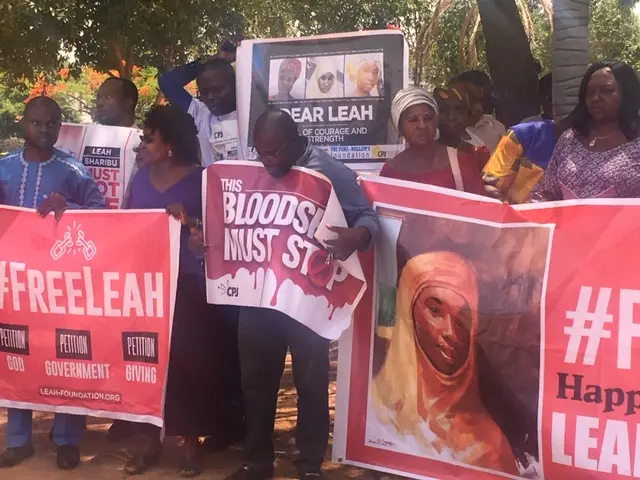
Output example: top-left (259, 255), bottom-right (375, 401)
top-left (380, 149), bottom-right (487, 196)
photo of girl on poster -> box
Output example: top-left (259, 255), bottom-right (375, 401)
top-left (268, 57), bottom-right (306, 102)
top-left (305, 55), bottom-right (345, 99)
top-left (345, 53), bottom-right (383, 97)
top-left (367, 209), bottom-right (549, 479)
top-left (240, 32), bottom-right (406, 166)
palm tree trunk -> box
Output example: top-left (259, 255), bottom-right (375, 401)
top-left (477, 0), bottom-right (540, 126)
top-left (552, 0), bottom-right (590, 119)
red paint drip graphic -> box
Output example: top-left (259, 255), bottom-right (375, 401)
top-left (307, 250), bottom-right (333, 288)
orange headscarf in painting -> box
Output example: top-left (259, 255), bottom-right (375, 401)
top-left (373, 252), bottom-right (519, 475)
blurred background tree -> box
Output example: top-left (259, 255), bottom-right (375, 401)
top-left (1, 0), bottom-right (639, 147)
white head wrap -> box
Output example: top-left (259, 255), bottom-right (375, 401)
top-left (306, 56), bottom-right (343, 99)
top-left (391, 87), bottom-right (439, 133)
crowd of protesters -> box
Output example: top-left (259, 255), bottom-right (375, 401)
top-left (1, 32), bottom-right (640, 480)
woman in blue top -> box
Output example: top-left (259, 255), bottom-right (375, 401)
top-left (124, 105), bottom-right (243, 478)
top-left (0, 97), bottom-right (104, 471)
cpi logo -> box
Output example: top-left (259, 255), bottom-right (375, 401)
top-left (371, 146), bottom-right (387, 158)
top-left (218, 279), bottom-right (239, 298)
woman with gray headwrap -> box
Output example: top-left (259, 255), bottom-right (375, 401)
top-left (380, 87), bottom-right (487, 195)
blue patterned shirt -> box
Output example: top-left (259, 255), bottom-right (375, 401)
top-left (0, 148), bottom-right (105, 209)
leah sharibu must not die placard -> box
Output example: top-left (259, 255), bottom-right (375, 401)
top-left (203, 161), bottom-right (366, 340)
top-left (55, 123), bottom-right (140, 209)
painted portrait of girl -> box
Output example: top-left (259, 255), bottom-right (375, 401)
top-left (369, 251), bottom-right (520, 476)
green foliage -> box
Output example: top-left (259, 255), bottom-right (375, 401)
top-left (404, 0), bottom-right (640, 87)
top-left (2, 0), bottom-right (640, 141)
top-left (238, 0), bottom-right (413, 37)
top-left (65, 0), bottom-right (244, 76)
top-left (0, 75), bottom-right (28, 140)
top-left (131, 67), bottom-right (162, 126)
top-left (294, 0), bottom-right (409, 34)
top-left (422, 0), bottom-right (487, 87)
top-left (51, 72), bottom-right (94, 123)
top-left (590, 0), bottom-right (640, 69)
top-left (0, 1), bottom-right (68, 79)
top-left (529, 3), bottom-right (552, 73)
top-left (0, 0), bottom-right (244, 79)
top-left (0, 0), bottom-right (422, 78)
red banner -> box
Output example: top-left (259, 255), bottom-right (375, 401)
top-left (334, 176), bottom-right (640, 479)
top-left (0, 206), bottom-right (179, 426)
top-left (203, 161), bottom-right (366, 340)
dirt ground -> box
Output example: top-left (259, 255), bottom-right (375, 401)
top-left (0, 353), bottom-right (368, 479)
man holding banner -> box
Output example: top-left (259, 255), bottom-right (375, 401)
top-left (221, 109), bottom-right (378, 480)
top-left (0, 97), bottom-right (105, 470)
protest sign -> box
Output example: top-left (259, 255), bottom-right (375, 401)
top-left (333, 175), bottom-right (640, 479)
top-left (55, 123), bottom-right (140, 208)
top-left (0, 206), bottom-right (179, 426)
top-left (236, 30), bottom-right (408, 170)
top-left (203, 161), bottom-right (366, 340)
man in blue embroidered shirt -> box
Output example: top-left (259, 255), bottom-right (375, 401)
top-left (0, 96), bottom-right (104, 470)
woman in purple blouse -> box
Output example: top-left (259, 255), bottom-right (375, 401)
top-left (123, 105), bottom-right (242, 477)
top-left (531, 60), bottom-right (640, 201)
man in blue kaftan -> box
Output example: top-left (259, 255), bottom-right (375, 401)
top-left (0, 97), bottom-right (104, 470)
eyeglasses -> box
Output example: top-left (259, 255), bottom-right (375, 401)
top-left (257, 139), bottom-right (290, 162)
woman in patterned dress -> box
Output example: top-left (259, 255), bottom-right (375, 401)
top-left (531, 60), bottom-right (640, 201)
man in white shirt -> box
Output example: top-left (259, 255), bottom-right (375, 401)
top-left (94, 78), bottom-right (142, 207)
top-left (96, 77), bottom-right (139, 128)
top-left (94, 77), bottom-right (143, 440)
top-left (159, 49), bottom-right (238, 167)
